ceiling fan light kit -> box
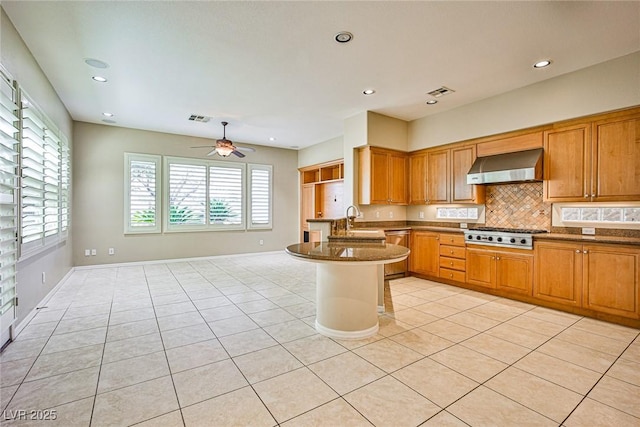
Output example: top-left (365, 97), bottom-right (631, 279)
top-left (192, 121), bottom-right (254, 158)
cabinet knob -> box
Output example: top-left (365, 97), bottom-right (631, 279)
top-left (450, 250), bottom-right (454, 254)
top-left (491, 256), bottom-right (495, 260)
top-left (496, 256), bottom-right (500, 260)
top-left (591, 194), bottom-right (596, 198)
top-left (576, 249), bottom-right (581, 253)
top-left (584, 194), bottom-right (589, 198)
top-left (450, 262), bottom-right (453, 266)
top-left (449, 274), bottom-right (453, 278)
top-left (583, 250), bottom-right (588, 254)
top-left (436, 237), bottom-right (439, 240)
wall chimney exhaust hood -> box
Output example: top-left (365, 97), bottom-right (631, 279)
top-left (467, 148), bottom-right (543, 185)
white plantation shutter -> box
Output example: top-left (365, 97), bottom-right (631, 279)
top-left (43, 129), bottom-right (60, 238)
top-left (167, 159), bottom-right (207, 228)
top-left (209, 163), bottom-right (244, 229)
top-left (248, 164), bottom-right (272, 229)
top-left (60, 134), bottom-right (70, 235)
top-left (0, 69), bottom-right (19, 340)
top-left (20, 104), bottom-right (46, 248)
top-left (125, 153), bottom-right (161, 233)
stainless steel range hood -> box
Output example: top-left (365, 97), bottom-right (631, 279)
top-left (467, 148), bottom-right (543, 185)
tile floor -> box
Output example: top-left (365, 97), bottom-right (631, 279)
top-left (1, 252), bottom-right (639, 426)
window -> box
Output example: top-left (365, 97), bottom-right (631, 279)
top-left (209, 164), bottom-right (244, 228)
top-left (0, 69), bottom-right (19, 329)
top-left (19, 92), bottom-right (69, 256)
top-left (124, 153), bottom-right (161, 233)
top-left (248, 164), bottom-right (272, 229)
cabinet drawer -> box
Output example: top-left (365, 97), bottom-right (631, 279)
top-left (439, 245), bottom-right (466, 259)
top-left (440, 234), bottom-right (466, 247)
top-left (439, 268), bottom-right (466, 282)
top-left (439, 256), bottom-right (466, 271)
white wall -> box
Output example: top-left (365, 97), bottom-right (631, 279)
top-left (72, 122), bottom-right (299, 266)
top-left (1, 8), bottom-right (74, 325)
top-left (298, 136), bottom-right (343, 168)
top-left (409, 51), bottom-right (640, 150)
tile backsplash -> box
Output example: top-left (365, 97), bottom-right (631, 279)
top-left (485, 182), bottom-right (551, 230)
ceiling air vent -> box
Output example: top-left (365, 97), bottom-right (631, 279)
top-left (427, 86), bottom-right (455, 98)
top-left (188, 114), bottom-right (211, 122)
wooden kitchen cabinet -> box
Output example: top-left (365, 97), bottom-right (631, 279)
top-left (439, 233), bottom-right (466, 282)
top-left (358, 146), bottom-right (408, 205)
top-left (299, 160), bottom-right (344, 241)
top-left (426, 149), bottom-right (450, 204)
top-left (467, 246), bottom-right (533, 294)
top-left (409, 153), bottom-right (426, 204)
top-left (451, 145), bottom-right (485, 204)
top-left (409, 231), bottom-right (440, 276)
top-left (544, 110), bottom-right (640, 202)
top-left (534, 240), bottom-right (640, 319)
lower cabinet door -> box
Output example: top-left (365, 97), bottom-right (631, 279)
top-left (496, 252), bottom-right (533, 295)
top-left (534, 241), bottom-right (582, 306)
top-left (466, 248), bottom-right (496, 289)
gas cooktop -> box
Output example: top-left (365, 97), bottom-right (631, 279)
top-left (470, 227), bottom-right (548, 234)
top-left (463, 227), bottom-right (548, 249)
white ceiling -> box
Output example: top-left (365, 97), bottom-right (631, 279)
top-left (3, 1), bottom-right (639, 150)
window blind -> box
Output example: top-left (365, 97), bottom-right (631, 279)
top-left (0, 70), bottom-right (19, 323)
top-left (248, 164), bottom-right (272, 229)
top-left (168, 161), bottom-right (207, 226)
top-left (125, 153), bottom-right (161, 233)
top-left (209, 164), bottom-right (244, 228)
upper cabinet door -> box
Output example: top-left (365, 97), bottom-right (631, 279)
top-left (388, 152), bottom-right (408, 205)
top-left (370, 149), bottom-right (390, 204)
top-left (409, 153), bottom-right (426, 205)
top-left (592, 113), bottom-right (640, 201)
top-left (427, 149), bottom-right (450, 203)
top-left (451, 146), bottom-right (485, 204)
top-left (543, 124), bottom-right (591, 202)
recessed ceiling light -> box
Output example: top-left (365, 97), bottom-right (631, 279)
top-left (269, 137), bottom-right (277, 142)
top-left (92, 76), bottom-right (108, 82)
top-left (335, 31), bottom-right (353, 43)
top-left (533, 60), bottom-right (552, 68)
top-left (84, 58), bottom-right (109, 69)
top-left (426, 100), bottom-right (438, 105)
top-left (102, 119), bottom-right (116, 124)
top-left (102, 112), bottom-right (114, 117)
top-left (363, 89), bottom-right (375, 95)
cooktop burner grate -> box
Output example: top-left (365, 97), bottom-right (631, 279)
top-left (471, 227), bottom-right (548, 234)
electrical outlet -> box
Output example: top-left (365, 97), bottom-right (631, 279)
top-left (460, 223), bottom-right (468, 229)
top-left (91, 249), bottom-right (97, 256)
top-left (259, 239), bottom-right (264, 246)
top-left (582, 227), bottom-right (596, 235)
top-left (42, 272), bottom-right (46, 284)
top-left (108, 248), bottom-right (115, 255)
top-left (389, 211), bottom-right (393, 219)
top-left (84, 249), bottom-right (90, 257)
top-left (419, 211), bottom-right (425, 219)
top-left (375, 211), bottom-right (380, 218)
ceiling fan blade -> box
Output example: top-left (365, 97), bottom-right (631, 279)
top-left (232, 150), bottom-right (245, 158)
top-left (236, 146), bottom-right (256, 152)
top-left (191, 145), bottom-right (213, 148)
top-left (207, 148), bottom-right (218, 156)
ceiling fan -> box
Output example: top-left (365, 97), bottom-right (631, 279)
top-left (192, 121), bottom-right (255, 158)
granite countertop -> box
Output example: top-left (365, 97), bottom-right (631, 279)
top-left (327, 229), bottom-right (386, 242)
top-left (533, 233), bottom-right (640, 246)
top-left (286, 242), bottom-right (410, 263)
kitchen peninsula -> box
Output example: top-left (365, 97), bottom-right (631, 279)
top-left (286, 231), bottom-right (409, 339)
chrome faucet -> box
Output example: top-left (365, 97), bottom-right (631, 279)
top-left (346, 205), bottom-right (360, 230)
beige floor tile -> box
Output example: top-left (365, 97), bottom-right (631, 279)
top-left (172, 359), bottom-right (248, 407)
top-left (420, 319), bottom-right (478, 343)
top-left (91, 376), bottom-right (179, 427)
top-left (109, 307), bottom-right (156, 325)
top-left (156, 311), bottom-right (206, 332)
top-left (16, 321), bottom-right (57, 340)
top-left (283, 302), bottom-right (316, 318)
top-left (102, 332), bottom-right (164, 364)
top-left (26, 344), bottom-right (103, 382)
top-left (505, 314), bottom-right (568, 337)
top-left (160, 323), bottom-right (215, 350)
top-left (207, 314), bottom-right (259, 337)
top-left (564, 397), bottom-right (640, 427)
top-left (266, 294), bottom-right (308, 307)
top-left (236, 298), bottom-right (279, 314)
top-left (281, 398), bottom-right (372, 427)
top-left (621, 342), bottom-right (640, 363)
top-left (29, 309), bottom-right (66, 325)
top-left (393, 358), bottom-right (479, 407)
top-left (344, 375), bottom-right (440, 427)
top-left (557, 327), bottom-right (631, 356)
top-left (219, 329), bottom-right (278, 357)
top-left (413, 301), bottom-right (462, 318)
top-left (249, 308), bottom-right (296, 327)
top-left (227, 291), bottom-right (265, 304)
top-left (0, 357), bottom-right (36, 387)
top-left (192, 295), bottom-right (233, 310)
top-left (523, 306), bottom-right (582, 326)
top-left (421, 411), bottom-right (469, 426)
top-left (537, 338), bottom-right (617, 373)
top-left (6, 366), bottom-right (99, 412)
top-left (437, 294), bottom-right (488, 310)
top-left (253, 367), bottom-right (339, 423)
top-left (198, 305), bottom-right (245, 323)
top-left (63, 303), bottom-right (111, 319)
top-left (353, 338), bottom-right (423, 373)
top-left (447, 312), bottom-right (501, 332)
top-left (182, 386), bottom-right (276, 427)
top-left (376, 315), bottom-right (413, 337)
top-left (485, 367), bottom-right (583, 422)
top-left (111, 298), bottom-right (153, 313)
top-left (98, 351), bottom-right (169, 393)
top-left (607, 357), bottom-right (640, 386)
top-left (54, 314), bottom-right (109, 335)
top-left (331, 334), bottom-right (384, 350)
top-left (308, 352), bottom-right (385, 395)
top-left (388, 308), bottom-right (438, 327)
top-left (588, 375), bottom-right (640, 417)
top-left (41, 327), bottom-right (107, 354)
top-left (165, 339), bottom-right (228, 373)
top-left (2, 396), bottom-right (94, 427)
top-left (106, 318), bottom-right (159, 342)
top-left (135, 410), bottom-right (184, 427)
top-left (388, 293), bottom-right (428, 307)
top-left (430, 345), bottom-right (508, 383)
top-left (389, 328), bottom-right (454, 356)
top-left (0, 385), bottom-right (18, 412)
top-left (571, 317), bottom-right (639, 343)
top-left (467, 301), bottom-right (525, 322)
top-left (485, 322), bottom-right (550, 349)
top-left (283, 334), bottom-right (347, 365)
top-left (461, 333), bottom-right (530, 364)
top-left (233, 345), bottom-right (303, 384)
top-left (448, 386), bottom-right (557, 426)
top-left (263, 319), bottom-right (317, 344)
top-left (153, 301), bottom-right (197, 318)
top-left (515, 351), bottom-right (601, 394)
